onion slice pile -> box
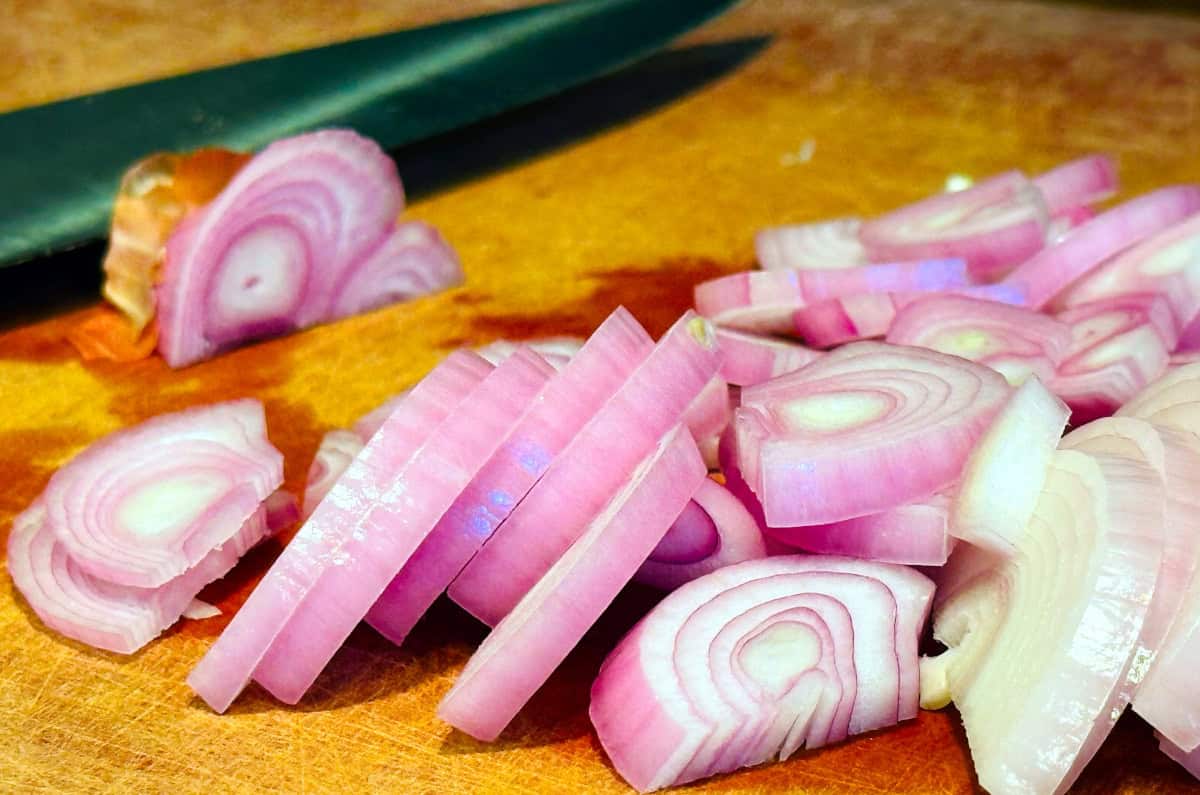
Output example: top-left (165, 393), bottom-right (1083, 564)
top-left (887, 295), bottom-right (1072, 385)
top-left (187, 350), bottom-right (494, 712)
top-left (1051, 295), bottom-right (1177, 424)
top-left (448, 313), bottom-right (722, 627)
top-left (950, 377), bottom-right (1069, 554)
top-left (437, 424), bottom-right (706, 741)
top-left (734, 341), bottom-right (1010, 526)
top-left (754, 218), bottom-right (868, 271)
top-left (858, 171), bottom-right (1049, 280)
top-left (365, 309), bottom-right (653, 646)
top-left (714, 328), bottom-right (822, 386)
top-left (634, 478), bottom-right (768, 591)
top-left (156, 129), bottom-right (463, 367)
top-left (590, 556), bottom-right (934, 792)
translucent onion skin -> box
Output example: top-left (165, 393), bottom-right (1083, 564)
top-left (188, 350), bottom-right (494, 712)
top-left (42, 399), bottom-right (283, 588)
top-left (365, 309), bottom-right (653, 646)
top-left (437, 425), bottom-right (707, 742)
top-left (590, 556), bottom-right (934, 792)
top-left (713, 328), bottom-right (822, 386)
top-left (887, 295), bottom-right (1073, 386)
top-left (8, 492), bottom-right (296, 655)
top-left (921, 449), bottom-right (1162, 795)
top-left (448, 313), bottom-right (722, 627)
top-left (156, 129), bottom-right (462, 367)
top-left (735, 342), bottom-right (1011, 527)
top-left (754, 218), bottom-right (867, 271)
top-left (634, 478), bottom-right (769, 591)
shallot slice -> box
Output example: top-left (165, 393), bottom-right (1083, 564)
top-left (886, 294), bottom-right (1073, 385)
top-left (634, 478), bottom-right (768, 591)
top-left (589, 556), bottom-right (934, 792)
top-left (437, 424), bottom-right (706, 742)
top-left (448, 313), bottom-right (722, 627)
top-left (301, 429), bottom-right (363, 519)
top-left (682, 375), bottom-right (731, 467)
top-left (365, 309), bottom-right (652, 646)
top-left (859, 170), bottom-right (1049, 280)
top-left (1002, 185), bottom-right (1200, 309)
top-left (475, 336), bottom-right (585, 371)
top-left (187, 350), bottom-right (493, 712)
top-left (156, 129), bottom-right (462, 367)
top-left (754, 218), bottom-right (867, 271)
top-left (41, 399), bottom-right (283, 588)
top-left (1032, 154), bottom-right (1118, 217)
top-left (8, 492), bottom-right (295, 655)
top-left (1051, 295), bottom-right (1177, 423)
top-left (713, 328), bottom-right (822, 386)
top-left (735, 341), bottom-right (1010, 526)
top-left (792, 292), bottom-right (912, 348)
top-left (950, 377), bottom-right (1069, 554)
top-left (921, 449), bottom-right (1163, 795)
top-left (250, 350), bottom-right (555, 705)
top-left (1116, 361), bottom-right (1200, 426)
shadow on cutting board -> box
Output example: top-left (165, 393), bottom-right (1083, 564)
top-left (0, 37), bottom-right (768, 334)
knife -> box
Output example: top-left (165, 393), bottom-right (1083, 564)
top-left (0, 0), bottom-right (737, 267)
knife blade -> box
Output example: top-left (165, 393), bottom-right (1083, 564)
top-left (0, 0), bottom-right (737, 267)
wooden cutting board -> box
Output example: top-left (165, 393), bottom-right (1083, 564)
top-left (3, 1), bottom-right (1200, 792)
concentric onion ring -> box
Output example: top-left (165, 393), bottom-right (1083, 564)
top-left (754, 218), bottom-right (867, 271)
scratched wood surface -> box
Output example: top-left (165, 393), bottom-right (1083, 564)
top-left (3, 1), bottom-right (1200, 792)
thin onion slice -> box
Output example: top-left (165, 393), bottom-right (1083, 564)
top-left (682, 375), bottom-right (731, 467)
top-left (301, 429), bottom-right (363, 520)
top-left (754, 218), bottom-right (867, 271)
top-left (187, 350), bottom-right (493, 712)
top-left (950, 377), bottom-right (1069, 554)
top-left (634, 478), bottom-right (769, 591)
top-left (42, 399), bottom-right (283, 588)
top-left (1002, 186), bottom-right (1200, 309)
top-left (859, 170), bottom-right (1049, 280)
top-left (250, 350), bottom-right (556, 705)
top-left (448, 313), bottom-right (722, 627)
top-left (714, 328), bottom-right (822, 386)
top-left (921, 448), bottom-right (1162, 795)
top-left (590, 556), bottom-right (934, 792)
top-left (437, 424), bottom-right (706, 741)
top-left (694, 259), bottom-right (968, 334)
top-left (8, 491), bottom-right (295, 655)
top-left (887, 295), bottom-right (1073, 386)
top-left (1032, 154), bottom-right (1118, 217)
top-left (1161, 736), bottom-right (1200, 780)
top-left (1116, 362), bottom-right (1200, 427)
top-left (1052, 295), bottom-right (1177, 424)
top-left (735, 341), bottom-right (1010, 526)
top-left (365, 309), bottom-right (653, 646)
top-left (475, 336), bottom-right (585, 371)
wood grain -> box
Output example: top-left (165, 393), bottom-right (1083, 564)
top-left (4, 1), bottom-right (1200, 792)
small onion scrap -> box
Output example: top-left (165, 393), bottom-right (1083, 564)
top-left (713, 328), bottom-right (823, 386)
top-left (754, 218), bottom-right (867, 271)
top-left (437, 424), bottom-right (707, 741)
top-left (734, 341), bottom-right (1010, 527)
top-left (633, 478), bottom-right (769, 591)
top-left (590, 556), bottom-right (934, 792)
top-left (448, 312), bottom-right (722, 627)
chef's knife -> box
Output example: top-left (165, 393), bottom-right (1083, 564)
top-left (0, 0), bottom-right (737, 267)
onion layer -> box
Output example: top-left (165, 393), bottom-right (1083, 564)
top-left (187, 350), bottom-right (494, 712)
top-left (41, 399), bottom-right (283, 588)
top-left (301, 429), bottom-right (363, 519)
top-left (437, 424), bottom-right (706, 741)
top-left (714, 328), bottom-right (822, 386)
top-left (754, 218), bottom-right (867, 271)
top-left (735, 341), bottom-right (1010, 526)
top-left (634, 478), bottom-right (769, 591)
top-left (448, 313), bottom-right (722, 627)
top-left (1032, 154), bottom-right (1118, 217)
top-left (365, 309), bottom-right (653, 646)
top-left (590, 556), bottom-right (934, 792)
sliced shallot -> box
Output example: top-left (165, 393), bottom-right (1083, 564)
top-left (437, 424), bottom-right (706, 741)
top-left (590, 556), bottom-right (934, 792)
top-left (1031, 154), bottom-right (1118, 217)
top-left (734, 341), bottom-right (1010, 526)
top-left (475, 336), bottom-right (585, 371)
top-left (301, 429), bottom-right (363, 519)
top-left (714, 328), bottom-right (822, 386)
top-left (754, 218), bottom-right (867, 271)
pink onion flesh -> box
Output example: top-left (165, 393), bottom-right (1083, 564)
top-left (590, 556), bottom-right (934, 792)
top-left (475, 336), bottom-right (585, 371)
top-left (1032, 154), bottom-right (1118, 217)
top-left (735, 341), bottom-right (1010, 527)
top-left (1161, 735), bottom-right (1200, 780)
top-left (448, 313), bottom-right (722, 627)
top-left (754, 218), bottom-right (867, 271)
top-left (437, 424), bottom-right (706, 742)
top-left (301, 429), bottom-right (363, 520)
top-left (714, 328), bottom-right (823, 386)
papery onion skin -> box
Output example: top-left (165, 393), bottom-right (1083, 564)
top-left (590, 555), bottom-right (934, 792)
top-left (448, 313), bottom-right (722, 627)
top-left (364, 309), bottom-right (653, 647)
top-left (634, 478), bottom-right (769, 591)
top-left (42, 398), bottom-right (283, 588)
top-left (754, 218), bottom-right (867, 271)
top-left (437, 424), bottom-right (706, 742)
top-left (735, 341), bottom-right (1010, 527)
top-left (187, 350), bottom-right (494, 713)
